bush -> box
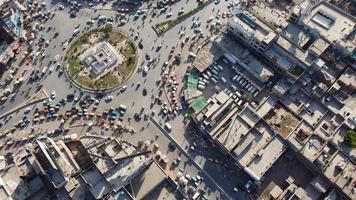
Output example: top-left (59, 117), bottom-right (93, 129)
top-left (344, 130), bottom-right (356, 148)
top-left (241, 92), bottom-right (253, 103)
top-left (104, 24), bottom-right (113, 33)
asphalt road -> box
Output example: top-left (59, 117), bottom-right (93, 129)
top-left (0, 0), bottom-right (250, 199)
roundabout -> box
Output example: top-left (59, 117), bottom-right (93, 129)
top-left (64, 25), bottom-right (138, 91)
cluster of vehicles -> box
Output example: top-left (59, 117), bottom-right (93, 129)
top-left (199, 62), bottom-right (225, 90)
top-left (230, 69), bottom-right (259, 98)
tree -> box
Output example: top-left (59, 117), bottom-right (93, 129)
top-left (241, 92), bottom-right (253, 103)
top-left (344, 130), bottom-right (356, 148)
top-left (104, 24), bottom-right (113, 33)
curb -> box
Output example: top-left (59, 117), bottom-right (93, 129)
top-left (149, 116), bottom-right (232, 200)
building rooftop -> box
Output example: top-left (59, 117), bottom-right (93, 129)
top-left (193, 41), bottom-right (221, 73)
top-left (79, 42), bottom-right (122, 78)
top-left (273, 36), bottom-right (318, 68)
top-left (104, 154), bottom-right (152, 191)
top-left (303, 2), bottom-right (356, 54)
top-left (236, 134), bottom-right (287, 181)
top-left (249, 2), bottom-right (289, 29)
top-left (131, 161), bottom-right (167, 200)
top-left (229, 9), bottom-right (276, 44)
top-left (81, 166), bottom-right (112, 199)
top-left (281, 23), bottom-right (312, 49)
top-left (323, 152), bottom-right (356, 199)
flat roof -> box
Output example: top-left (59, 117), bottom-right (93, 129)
top-left (249, 2), bottom-right (288, 29)
top-left (104, 155), bottom-right (152, 190)
top-left (244, 135), bottom-right (287, 181)
top-left (282, 24), bottom-right (312, 48)
top-left (81, 166), bottom-right (112, 199)
top-left (131, 161), bottom-right (167, 200)
top-left (303, 2), bottom-right (356, 53)
top-left (274, 36), bottom-right (317, 68)
top-left (193, 41), bottom-right (216, 73)
top-left (214, 115), bottom-right (251, 152)
top-left (229, 9), bottom-right (276, 43)
top-left (265, 45), bottom-right (295, 70)
top-left (323, 152), bottom-right (356, 199)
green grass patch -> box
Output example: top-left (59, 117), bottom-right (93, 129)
top-left (68, 57), bottom-right (82, 76)
top-left (345, 130), bottom-right (356, 148)
top-left (153, 0), bottom-right (213, 34)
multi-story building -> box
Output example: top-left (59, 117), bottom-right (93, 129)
top-left (227, 9), bottom-right (277, 53)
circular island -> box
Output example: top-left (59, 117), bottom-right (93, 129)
top-left (64, 25), bottom-right (138, 91)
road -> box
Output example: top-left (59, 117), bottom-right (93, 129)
top-left (0, 0), bottom-right (250, 199)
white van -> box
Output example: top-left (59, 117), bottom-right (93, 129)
top-left (119, 104), bottom-right (127, 111)
top-left (198, 81), bottom-right (206, 86)
top-left (239, 79), bottom-right (244, 85)
top-left (213, 66), bottom-right (220, 72)
top-left (72, 28), bottom-right (80, 36)
top-left (211, 69), bottom-right (219, 76)
top-left (206, 71), bottom-right (212, 77)
top-left (241, 81), bottom-right (248, 88)
top-left (164, 123), bottom-right (172, 132)
top-left (143, 65), bottom-right (148, 75)
top-left (201, 79), bottom-right (209, 84)
top-left (232, 74), bottom-right (238, 81)
top-left (235, 91), bottom-right (242, 97)
top-left (211, 77), bottom-right (218, 84)
top-left (250, 87), bottom-right (256, 94)
top-left (62, 133), bottom-right (77, 141)
top-left (42, 66), bottom-right (48, 75)
top-left (98, 15), bottom-right (107, 21)
top-left (235, 76), bottom-right (242, 83)
top-left (188, 52), bottom-right (197, 58)
top-left (217, 64), bottom-right (223, 71)
top-left (220, 77), bottom-right (227, 84)
top-left (198, 84), bottom-right (205, 90)
top-left (202, 74), bottom-right (209, 80)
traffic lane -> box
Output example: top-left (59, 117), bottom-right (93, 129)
top-left (119, 120), bottom-right (225, 200)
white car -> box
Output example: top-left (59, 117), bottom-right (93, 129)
top-left (51, 90), bottom-right (56, 99)
top-left (121, 85), bottom-right (127, 92)
top-left (87, 19), bottom-right (94, 25)
top-left (194, 28), bottom-right (201, 33)
top-left (49, 66), bottom-right (54, 73)
top-left (105, 96), bottom-right (113, 101)
top-left (63, 42), bottom-right (69, 49)
top-left (207, 17), bottom-right (214, 23)
top-left (58, 4), bottom-right (65, 10)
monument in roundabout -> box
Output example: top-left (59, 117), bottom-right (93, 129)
top-left (64, 25), bottom-right (138, 90)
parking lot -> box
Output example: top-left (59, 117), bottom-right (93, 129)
top-left (196, 55), bottom-right (262, 108)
